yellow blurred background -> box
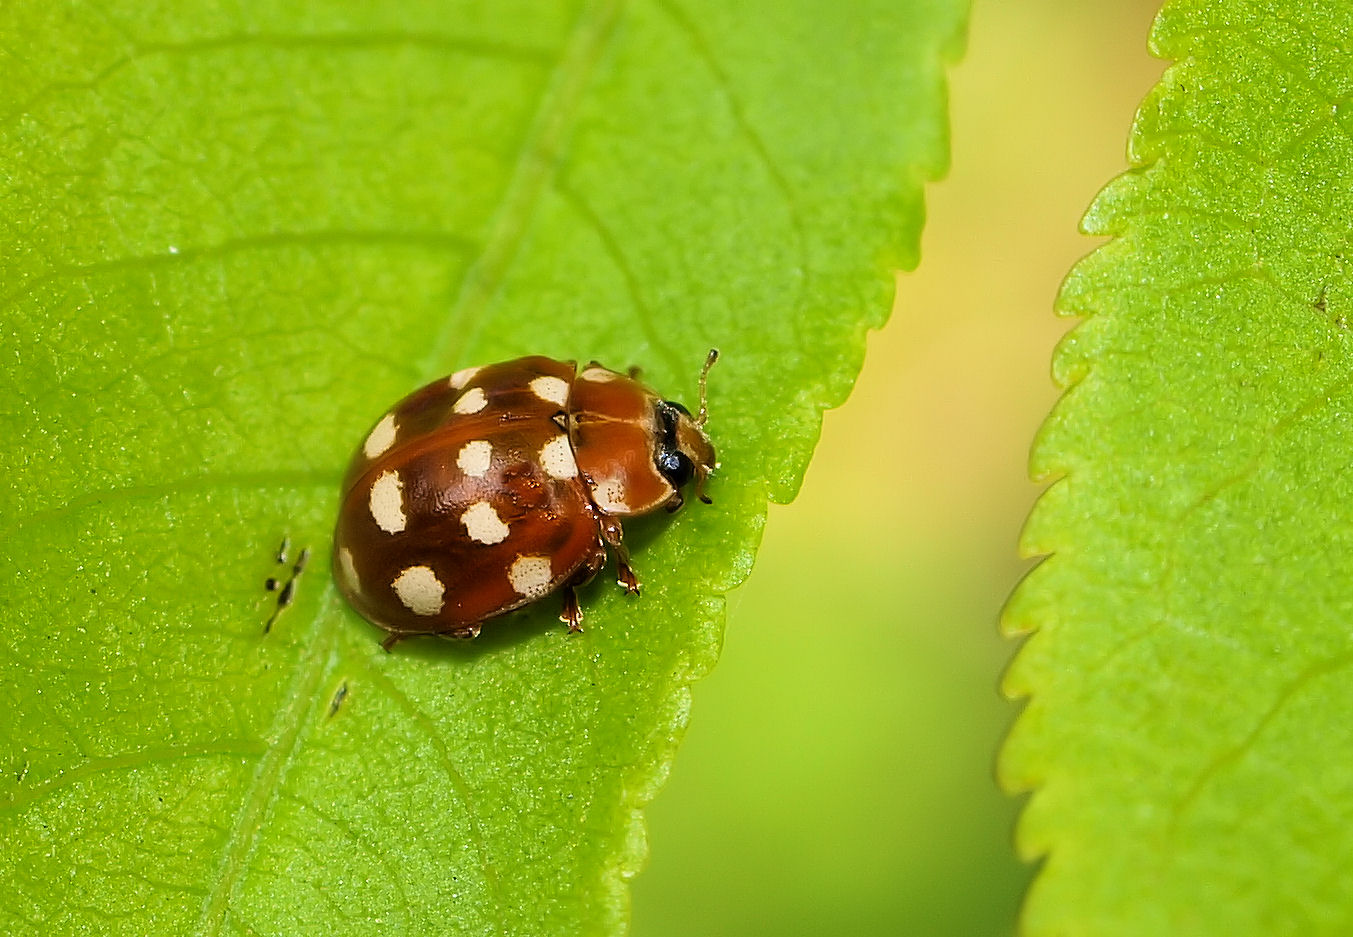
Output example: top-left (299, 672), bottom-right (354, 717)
top-left (631, 1), bottom-right (1164, 934)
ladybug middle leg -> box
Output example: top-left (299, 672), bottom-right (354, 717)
top-left (597, 515), bottom-right (640, 595)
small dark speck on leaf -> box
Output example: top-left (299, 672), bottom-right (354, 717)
top-left (329, 682), bottom-right (349, 718)
top-left (264, 537), bottom-right (308, 635)
top-left (1311, 284), bottom-right (1348, 329)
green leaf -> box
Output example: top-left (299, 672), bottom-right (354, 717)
top-left (0, 1), bottom-right (964, 933)
top-left (1001, 2), bottom-right (1353, 933)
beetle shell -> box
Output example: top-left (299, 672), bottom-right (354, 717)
top-left (333, 354), bottom-right (716, 648)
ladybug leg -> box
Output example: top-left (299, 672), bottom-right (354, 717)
top-left (559, 586), bottom-right (584, 633)
top-left (559, 543), bottom-right (607, 633)
top-left (598, 515), bottom-right (641, 595)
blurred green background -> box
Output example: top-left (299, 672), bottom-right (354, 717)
top-left (631, 2), bottom-right (1163, 935)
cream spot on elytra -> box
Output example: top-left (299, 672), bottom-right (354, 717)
top-left (363, 412), bottom-right (398, 459)
top-left (590, 477), bottom-right (629, 514)
top-left (509, 555), bottom-right (553, 598)
top-left (369, 470), bottom-right (407, 533)
top-left (462, 500), bottom-right (510, 545)
top-left (529, 375), bottom-right (569, 407)
top-left (392, 565), bottom-right (444, 616)
top-left (453, 386), bottom-right (488, 414)
top-left (448, 366), bottom-right (481, 390)
top-left (579, 366), bottom-right (618, 383)
top-left (538, 434), bottom-right (578, 479)
top-left (457, 439), bottom-right (493, 478)
top-left (337, 547), bottom-right (360, 590)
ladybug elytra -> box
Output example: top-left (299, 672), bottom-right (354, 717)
top-left (333, 351), bottom-right (718, 649)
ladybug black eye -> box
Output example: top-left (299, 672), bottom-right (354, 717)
top-left (654, 401), bottom-right (696, 489)
top-left (659, 450), bottom-right (695, 488)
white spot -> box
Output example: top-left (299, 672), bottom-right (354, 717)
top-left (529, 375), bottom-right (569, 407)
top-left (580, 366), bottom-right (618, 383)
top-left (337, 547), bottom-right (360, 590)
top-left (448, 366), bottom-right (480, 390)
top-left (453, 386), bottom-right (488, 414)
top-left (539, 434), bottom-right (578, 479)
top-left (363, 412), bottom-right (399, 459)
top-left (462, 500), bottom-right (510, 544)
top-left (168, 244), bottom-right (180, 255)
top-left (591, 477), bottom-right (629, 514)
top-left (392, 565), bottom-right (444, 616)
top-left (509, 555), bottom-right (553, 598)
top-left (457, 439), bottom-right (493, 478)
top-left (369, 470), bottom-right (407, 533)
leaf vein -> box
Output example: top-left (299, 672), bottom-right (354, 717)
top-left (0, 470), bottom-right (334, 539)
top-left (654, 0), bottom-right (810, 311)
top-left (554, 181), bottom-right (682, 374)
top-left (3, 31), bottom-right (554, 129)
top-left (1, 229), bottom-right (478, 313)
top-left (0, 740), bottom-right (269, 814)
top-left (355, 659), bottom-right (508, 932)
top-left (1170, 647), bottom-right (1353, 830)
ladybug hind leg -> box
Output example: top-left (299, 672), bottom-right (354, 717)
top-left (560, 543), bottom-right (607, 633)
top-left (598, 515), bottom-right (641, 596)
top-left (559, 587), bottom-right (584, 633)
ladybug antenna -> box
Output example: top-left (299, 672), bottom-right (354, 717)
top-left (697, 348), bottom-right (718, 427)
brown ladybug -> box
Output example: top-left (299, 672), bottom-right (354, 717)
top-left (333, 350), bottom-right (718, 649)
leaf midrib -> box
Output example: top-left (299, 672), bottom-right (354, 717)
top-left (195, 585), bottom-right (340, 936)
top-left (427, 0), bottom-right (622, 372)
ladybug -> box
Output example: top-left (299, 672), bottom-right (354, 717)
top-left (333, 350), bottom-right (718, 649)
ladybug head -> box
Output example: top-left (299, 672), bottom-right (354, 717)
top-left (655, 349), bottom-right (718, 509)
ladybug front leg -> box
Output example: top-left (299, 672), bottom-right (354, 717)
top-left (597, 515), bottom-right (641, 595)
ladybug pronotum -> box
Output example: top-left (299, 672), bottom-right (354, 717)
top-left (333, 351), bottom-right (718, 649)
